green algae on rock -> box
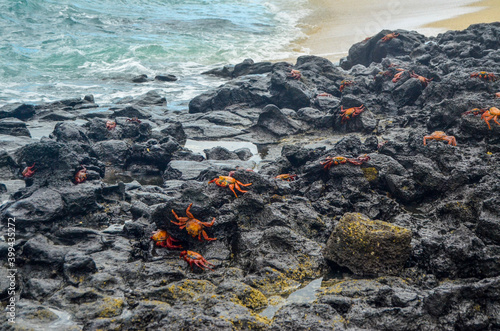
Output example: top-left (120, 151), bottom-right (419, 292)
top-left (324, 212), bottom-right (412, 276)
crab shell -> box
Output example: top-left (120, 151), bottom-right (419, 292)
top-left (22, 163), bottom-right (36, 178)
top-left (423, 131), bottom-right (457, 146)
top-left (75, 167), bottom-right (87, 184)
top-left (180, 250), bottom-right (214, 271)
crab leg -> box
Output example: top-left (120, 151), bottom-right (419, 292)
top-left (166, 237), bottom-right (183, 249)
top-left (444, 137), bottom-right (457, 146)
top-left (171, 209), bottom-right (182, 221)
top-left (483, 115), bottom-right (493, 130)
top-left (346, 158), bottom-right (363, 165)
top-left (200, 230), bottom-right (217, 242)
top-left (199, 217), bottom-right (216, 227)
top-left (228, 184), bottom-right (239, 198)
top-left (195, 259), bottom-right (214, 271)
top-left (185, 203), bottom-right (195, 219)
top-left (234, 182), bottom-right (249, 194)
top-left (494, 116), bottom-right (500, 127)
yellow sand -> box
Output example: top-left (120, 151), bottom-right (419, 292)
top-left (426, 0), bottom-right (500, 30)
top-left (297, 0), bottom-right (500, 62)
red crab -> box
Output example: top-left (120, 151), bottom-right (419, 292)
top-left (74, 165), bottom-right (87, 184)
top-left (180, 250), bottom-right (214, 271)
top-left (391, 70), bottom-right (406, 83)
top-left (126, 117), bottom-right (142, 124)
top-left (320, 154), bottom-right (370, 170)
top-left (150, 229), bottom-right (182, 249)
top-left (316, 92), bottom-right (333, 98)
top-left (22, 163), bottom-right (36, 178)
top-left (171, 203), bottom-right (216, 242)
top-left (410, 72), bottom-right (433, 87)
top-left (378, 67), bottom-right (403, 79)
top-left (381, 32), bottom-right (399, 42)
top-left (470, 72), bottom-right (497, 82)
top-left (423, 131), bottom-right (457, 146)
top-left (481, 107), bottom-right (500, 129)
top-left (106, 120), bottom-right (116, 130)
top-left (463, 107), bottom-right (500, 130)
top-left (275, 174), bottom-right (298, 181)
top-left (340, 105), bottom-right (365, 124)
top-left (287, 69), bottom-right (301, 80)
top-left (496, 92), bottom-right (500, 98)
top-left (339, 80), bottom-right (354, 93)
top-left (208, 175), bottom-right (252, 198)
top-left (463, 108), bottom-right (486, 116)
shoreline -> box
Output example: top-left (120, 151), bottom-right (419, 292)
top-left (296, 0), bottom-right (498, 62)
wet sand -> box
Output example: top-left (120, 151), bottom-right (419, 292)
top-left (297, 0), bottom-right (499, 62)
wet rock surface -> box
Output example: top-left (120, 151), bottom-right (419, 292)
top-left (1, 23), bottom-right (500, 330)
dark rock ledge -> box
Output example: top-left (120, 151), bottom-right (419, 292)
top-left (0, 23), bottom-right (500, 330)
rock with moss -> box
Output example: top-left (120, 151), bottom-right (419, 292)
top-left (324, 212), bottom-right (412, 276)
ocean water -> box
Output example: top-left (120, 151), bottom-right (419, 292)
top-left (0, 0), bottom-right (310, 110)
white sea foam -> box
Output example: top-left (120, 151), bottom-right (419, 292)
top-left (0, 0), bottom-right (314, 107)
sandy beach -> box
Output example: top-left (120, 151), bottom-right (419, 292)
top-left (298, 0), bottom-right (500, 62)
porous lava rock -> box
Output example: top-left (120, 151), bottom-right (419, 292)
top-left (324, 212), bottom-right (412, 276)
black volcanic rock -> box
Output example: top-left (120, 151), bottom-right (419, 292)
top-left (0, 118), bottom-right (31, 137)
top-left (324, 212), bottom-right (412, 276)
top-left (251, 104), bottom-right (302, 137)
top-left (3, 23), bottom-right (500, 331)
top-left (0, 103), bottom-right (35, 120)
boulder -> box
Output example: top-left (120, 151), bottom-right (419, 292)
top-left (251, 104), bottom-right (302, 137)
top-left (0, 118), bottom-right (31, 137)
top-left (3, 188), bottom-right (64, 225)
top-left (0, 103), bottom-right (35, 120)
top-left (324, 213), bottom-right (412, 276)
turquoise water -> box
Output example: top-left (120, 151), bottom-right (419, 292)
top-left (0, 0), bottom-right (309, 109)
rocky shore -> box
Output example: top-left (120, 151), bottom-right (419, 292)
top-left (1, 23), bottom-right (500, 330)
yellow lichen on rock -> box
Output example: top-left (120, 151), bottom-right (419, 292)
top-left (287, 255), bottom-right (322, 281)
top-left (98, 297), bottom-right (124, 318)
top-left (164, 279), bottom-right (216, 303)
top-left (247, 268), bottom-right (300, 296)
top-left (361, 167), bottom-right (379, 181)
top-left (230, 287), bottom-right (268, 310)
top-left (324, 212), bottom-right (412, 276)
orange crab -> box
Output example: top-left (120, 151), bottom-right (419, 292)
top-left (74, 165), bottom-right (87, 184)
top-left (275, 174), bottom-right (298, 181)
top-left (339, 80), bottom-right (354, 93)
top-left (22, 163), bottom-right (36, 178)
top-left (463, 107), bottom-right (500, 130)
top-left (481, 107), bottom-right (500, 129)
top-left (106, 120), bottom-right (116, 130)
top-left (320, 154), bottom-right (370, 170)
top-left (287, 69), bottom-right (301, 80)
top-left (381, 32), bottom-right (399, 42)
top-left (495, 92), bottom-right (500, 98)
top-left (180, 250), bottom-right (214, 271)
top-left (423, 131), bottom-right (457, 146)
top-left (410, 72), bottom-right (433, 87)
top-left (340, 105), bottom-right (365, 124)
top-left (150, 229), bottom-right (182, 249)
top-left (391, 70), bottom-right (406, 83)
top-left (378, 67), bottom-right (403, 79)
top-left (171, 203), bottom-right (216, 242)
top-left (470, 72), bottom-right (497, 82)
top-left (208, 175), bottom-right (252, 198)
